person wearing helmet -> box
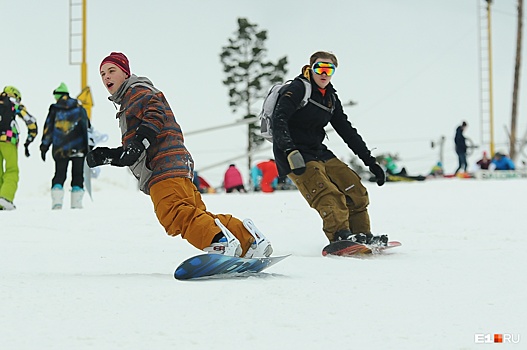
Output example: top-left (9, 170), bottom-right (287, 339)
top-left (0, 86), bottom-right (38, 210)
top-left (40, 82), bottom-right (90, 210)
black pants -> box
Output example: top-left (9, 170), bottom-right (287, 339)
top-left (52, 157), bottom-right (85, 189)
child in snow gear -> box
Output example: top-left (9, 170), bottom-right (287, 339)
top-left (271, 51), bottom-right (387, 244)
top-left (40, 82), bottom-right (89, 209)
top-left (88, 52), bottom-right (272, 258)
top-left (0, 86), bottom-right (38, 210)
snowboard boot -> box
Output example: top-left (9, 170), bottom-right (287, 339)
top-left (334, 229), bottom-right (365, 243)
top-left (203, 218), bottom-right (242, 257)
top-left (334, 230), bottom-right (388, 246)
top-left (0, 197), bottom-right (16, 210)
top-left (51, 184), bottom-right (64, 210)
top-left (242, 218), bottom-right (273, 258)
top-left (71, 186), bottom-right (84, 209)
top-left (366, 233), bottom-right (389, 247)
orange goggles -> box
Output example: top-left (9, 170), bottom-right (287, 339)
top-left (312, 62), bottom-right (336, 76)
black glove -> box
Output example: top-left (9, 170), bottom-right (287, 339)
top-left (86, 147), bottom-right (122, 167)
top-left (287, 150), bottom-right (306, 175)
top-left (119, 139), bottom-right (146, 166)
top-left (40, 144), bottom-right (49, 162)
top-left (24, 141), bottom-right (31, 157)
top-left (369, 163), bottom-right (386, 186)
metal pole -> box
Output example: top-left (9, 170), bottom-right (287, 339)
top-left (486, 0), bottom-right (496, 156)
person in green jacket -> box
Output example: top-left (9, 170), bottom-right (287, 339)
top-left (0, 86), bottom-right (38, 210)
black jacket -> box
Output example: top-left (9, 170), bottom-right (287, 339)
top-left (454, 126), bottom-right (467, 154)
top-left (272, 74), bottom-right (376, 177)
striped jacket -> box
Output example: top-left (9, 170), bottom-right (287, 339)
top-left (112, 75), bottom-right (194, 194)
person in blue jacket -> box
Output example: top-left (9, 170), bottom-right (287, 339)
top-left (490, 152), bottom-right (515, 170)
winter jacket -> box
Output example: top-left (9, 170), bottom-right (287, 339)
top-left (454, 126), bottom-right (467, 154)
top-left (257, 160), bottom-right (279, 193)
top-left (109, 75), bottom-right (194, 194)
top-left (0, 92), bottom-right (38, 146)
top-left (223, 165), bottom-right (244, 190)
top-left (272, 73), bottom-right (376, 177)
top-left (41, 96), bottom-right (88, 159)
top-left (491, 156), bottom-right (515, 170)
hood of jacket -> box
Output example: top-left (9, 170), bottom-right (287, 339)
top-left (53, 96), bottom-right (79, 110)
top-left (108, 74), bottom-right (157, 105)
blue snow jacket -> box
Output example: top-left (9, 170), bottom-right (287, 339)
top-left (491, 156), bottom-right (515, 170)
top-left (41, 96), bottom-right (89, 159)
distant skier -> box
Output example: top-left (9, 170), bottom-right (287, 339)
top-left (0, 86), bottom-right (38, 210)
top-left (87, 52), bottom-right (272, 258)
top-left (40, 83), bottom-right (89, 210)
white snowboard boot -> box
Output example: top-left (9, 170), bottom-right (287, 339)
top-left (203, 218), bottom-right (242, 257)
top-left (71, 186), bottom-right (84, 209)
top-left (51, 185), bottom-right (64, 210)
top-left (242, 218), bottom-right (273, 258)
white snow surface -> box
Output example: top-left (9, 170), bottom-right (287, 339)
top-left (1, 166), bottom-right (526, 350)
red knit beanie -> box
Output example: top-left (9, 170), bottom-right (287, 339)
top-left (100, 52), bottom-right (131, 76)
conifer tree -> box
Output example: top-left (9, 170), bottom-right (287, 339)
top-left (220, 17), bottom-right (287, 172)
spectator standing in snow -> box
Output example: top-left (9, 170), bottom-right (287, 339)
top-left (87, 52), bottom-right (271, 258)
top-left (256, 159), bottom-right (279, 193)
top-left (454, 121), bottom-right (468, 175)
top-left (271, 50), bottom-right (387, 246)
top-left (40, 82), bottom-right (90, 210)
top-left (223, 164), bottom-right (246, 193)
top-left (0, 86), bottom-right (38, 210)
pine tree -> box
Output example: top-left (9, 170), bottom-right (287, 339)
top-left (220, 17), bottom-right (287, 174)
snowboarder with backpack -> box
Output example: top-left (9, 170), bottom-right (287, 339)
top-left (87, 52), bottom-right (272, 258)
top-left (270, 51), bottom-right (387, 246)
top-left (40, 82), bottom-right (90, 210)
top-left (0, 86), bottom-right (38, 210)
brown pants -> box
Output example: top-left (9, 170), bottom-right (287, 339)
top-left (288, 158), bottom-right (371, 241)
top-left (149, 177), bottom-right (254, 255)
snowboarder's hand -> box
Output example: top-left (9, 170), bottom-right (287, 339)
top-left (87, 147), bottom-right (113, 167)
top-left (287, 150), bottom-right (306, 175)
top-left (119, 139), bottom-right (145, 166)
top-left (369, 163), bottom-right (386, 186)
top-left (39, 144), bottom-right (48, 162)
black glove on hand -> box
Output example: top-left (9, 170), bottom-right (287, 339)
top-left (24, 141), bottom-right (31, 157)
top-left (39, 144), bottom-right (48, 162)
top-left (369, 163), bottom-right (386, 186)
top-left (87, 147), bottom-right (118, 168)
top-left (119, 139), bottom-right (146, 166)
top-left (287, 150), bottom-right (306, 175)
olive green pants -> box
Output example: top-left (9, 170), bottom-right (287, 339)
top-left (288, 158), bottom-right (371, 241)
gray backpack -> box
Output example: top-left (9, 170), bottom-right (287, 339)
top-left (259, 78), bottom-right (334, 143)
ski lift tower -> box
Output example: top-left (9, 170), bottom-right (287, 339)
top-left (478, 0), bottom-right (496, 156)
top-left (69, 0), bottom-right (93, 119)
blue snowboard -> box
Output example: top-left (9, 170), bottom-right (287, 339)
top-left (174, 254), bottom-right (289, 280)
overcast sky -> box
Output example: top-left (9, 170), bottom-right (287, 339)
top-left (2, 0), bottom-right (525, 182)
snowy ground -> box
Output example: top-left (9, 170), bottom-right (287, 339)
top-left (1, 164), bottom-right (526, 349)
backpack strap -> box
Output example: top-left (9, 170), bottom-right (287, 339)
top-left (298, 77), bottom-right (335, 114)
